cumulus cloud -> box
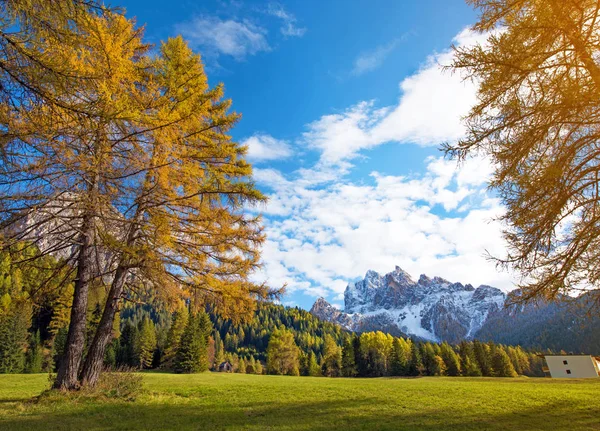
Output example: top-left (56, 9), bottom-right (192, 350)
top-left (248, 28), bottom-right (513, 305)
top-left (303, 28), bottom-right (490, 167)
top-left (266, 3), bottom-right (306, 37)
top-left (352, 40), bottom-right (400, 76)
top-left (176, 16), bottom-right (270, 60)
top-left (242, 134), bottom-right (293, 162)
top-left (252, 155), bottom-right (513, 302)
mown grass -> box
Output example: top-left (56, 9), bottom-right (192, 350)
top-left (0, 372), bottom-right (598, 430)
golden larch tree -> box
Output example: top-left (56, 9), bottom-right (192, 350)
top-left (448, 0), bottom-right (600, 312)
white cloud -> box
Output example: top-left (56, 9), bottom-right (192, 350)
top-left (242, 134), bottom-right (293, 162)
top-left (352, 40), bottom-right (399, 76)
top-left (266, 3), bottom-right (306, 37)
top-left (176, 16), bottom-right (270, 60)
top-left (252, 155), bottom-right (513, 302)
top-left (302, 28), bottom-right (490, 167)
top-left (247, 27), bottom-right (514, 305)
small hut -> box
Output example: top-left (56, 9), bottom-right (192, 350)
top-left (541, 355), bottom-right (600, 378)
top-left (218, 361), bottom-right (233, 373)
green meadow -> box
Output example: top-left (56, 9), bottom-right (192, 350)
top-left (0, 373), bottom-right (598, 430)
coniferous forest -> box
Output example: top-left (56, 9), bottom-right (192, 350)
top-left (0, 244), bottom-right (548, 379)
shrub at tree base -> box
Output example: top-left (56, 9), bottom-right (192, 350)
top-left (39, 372), bottom-right (143, 402)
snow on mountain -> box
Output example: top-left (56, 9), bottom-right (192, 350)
top-left (310, 266), bottom-right (505, 343)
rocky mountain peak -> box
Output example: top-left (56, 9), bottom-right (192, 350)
top-left (313, 266), bottom-right (507, 343)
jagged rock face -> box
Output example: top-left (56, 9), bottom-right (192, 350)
top-left (310, 298), bottom-right (354, 328)
top-left (313, 266), bottom-right (506, 343)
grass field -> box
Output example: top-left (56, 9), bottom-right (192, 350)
top-left (0, 373), bottom-right (599, 430)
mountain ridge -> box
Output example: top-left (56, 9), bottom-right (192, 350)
top-left (310, 266), bottom-right (598, 351)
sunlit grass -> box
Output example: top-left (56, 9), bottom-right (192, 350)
top-left (0, 373), bottom-right (598, 430)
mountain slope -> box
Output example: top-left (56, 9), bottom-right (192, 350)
top-left (311, 266), bottom-right (505, 343)
top-left (310, 266), bottom-right (598, 351)
top-left (475, 296), bottom-right (600, 354)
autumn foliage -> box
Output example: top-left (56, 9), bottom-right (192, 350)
top-left (0, 0), bottom-right (277, 389)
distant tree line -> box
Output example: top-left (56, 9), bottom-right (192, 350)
top-left (0, 245), bottom-right (555, 379)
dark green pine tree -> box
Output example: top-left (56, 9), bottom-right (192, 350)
top-left (353, 335), bottom-right (368, 377)
top-left (420, 343), bottom-right (437, 376)
top-left (174, 312), bottom-right (211, 373)
top-left (117, 321), bottom-right (139, 367)
top-left (0, 302), bottom-right (29, 373)
top-left (408, 342), bottom-right (423, 376)
top-left (51, 327), bottom-right (68, 372)
top-left (24, 330), bottom-right (43, 373)
top-left (341, 337), bottom-right (357, 377)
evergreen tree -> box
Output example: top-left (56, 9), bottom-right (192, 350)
top-left (137, 317), bottom-right (157, 369)
top-left (117, 322), bottom-right (139, 368)
top-left (408, 342), bottom-right (423, 376)
top-left (162, 305), bottom-right (189, 369)
top-left (341, 338), bottom-right (357, 377)
top-left (25, 331), bottom-right (43, 373)
top-left (473, 340), bottom-right (493, 377)
top-left (174, 313), bottom-right (211, 373)
top-left (421, 343), bottom-right (437, 376)
top-left (0, 296), bottom-right (30, 373)
top-left (51, 327), bottom-right (68, 372)
top-left (390, 338), bottom-right (408, 376)
top-left (238, 358), bottom-right (247, 374)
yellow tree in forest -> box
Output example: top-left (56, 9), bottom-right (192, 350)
top-left (448, 0), bottom-right (600, 312)
top-left (80, 36), bottom-right (277, 387)
top-left (2, 1), bottom-right (276, 389)
top-left (0, 2), bottom-right (152, 389)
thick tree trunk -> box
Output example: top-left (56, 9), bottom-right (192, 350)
top-left (79, 264), bottom-right (129, 387)
top-left (54, 214), bottom-right (95, 390)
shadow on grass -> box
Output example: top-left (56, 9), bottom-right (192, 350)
top-left (0, 395), bottom-right (597, 431)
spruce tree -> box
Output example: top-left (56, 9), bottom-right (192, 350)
top-left (24, 331), bottom-right (43, 373)
top-left (117, 322), bottom-right (139, 368)
top-left (341, 338), bottom-right (357, 377)
top-left (162, 305), bottom-right (189, 369)
top-left (174, 313), bottom-right (211, 373)
top-left (408, 342), bottom-right (423, 376)
top-left (137, 317), bottom-right (157, 369)
top-left (390, 338), bottom-right (408, 376)
top-left (473, 340), bottom-right (493, 377)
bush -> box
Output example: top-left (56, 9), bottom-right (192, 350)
top-left (40, 371), bottom-right (143, 403)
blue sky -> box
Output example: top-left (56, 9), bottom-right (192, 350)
top-left (119, 0), bottom-right (513, 310)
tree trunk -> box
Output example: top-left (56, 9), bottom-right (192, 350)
top-left (53, 214), bottom-right (95, 390)
top-left (79, 264), bottom-right (129, 387)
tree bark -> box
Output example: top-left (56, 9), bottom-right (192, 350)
top-left (79, 264), bottom-right (129, 387)
top-left (53, 213), bottom-right (95, 390)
